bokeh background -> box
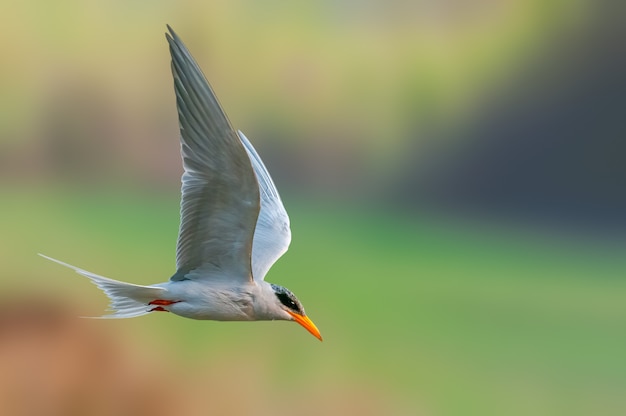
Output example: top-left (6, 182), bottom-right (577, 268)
top-left (1, 0), bottom-right (625, 415)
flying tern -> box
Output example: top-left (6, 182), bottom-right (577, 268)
top-left (40, 26), bottom-right (322, 341)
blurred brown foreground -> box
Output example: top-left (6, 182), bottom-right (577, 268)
top-left (0, 295), bottom-right (402, 416)
top-left (0, 296), bottom-right (189, 416)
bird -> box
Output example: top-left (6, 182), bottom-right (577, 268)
top-left (39, 25), bottom-right (322, 341)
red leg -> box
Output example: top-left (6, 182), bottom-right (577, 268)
top-left (148, 299), bottom-right (180, 306)
top-left (148, 299), bottom-right (180, 313)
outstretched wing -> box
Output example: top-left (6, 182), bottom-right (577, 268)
top-left (166, 26), bottom-right (260, 282)
top-left (238, 131), bottom-right (291, 281)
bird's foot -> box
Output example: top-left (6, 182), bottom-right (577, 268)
top-left (148, 299), bottom-right (180, 306)
top-left (148, 299), bottom-right (180, 312)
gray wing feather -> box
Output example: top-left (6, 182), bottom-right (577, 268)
top-left (166, 26), bottom-right (260, 281)
top-left (238, 131), bottom-right (291, 281)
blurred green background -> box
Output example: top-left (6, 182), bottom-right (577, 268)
top-left (1, 0), bottom-right (625, 415)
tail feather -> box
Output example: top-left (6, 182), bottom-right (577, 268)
top-left (38, 254), bottom-right (165, 319)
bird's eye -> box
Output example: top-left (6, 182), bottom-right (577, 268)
top-left (276, 292), bottom-right (300, 313)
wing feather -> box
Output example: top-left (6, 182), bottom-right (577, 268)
top-left (166, 26), bottom-right (259, 281)
top-left (238, 131), bottom-right (291, 281)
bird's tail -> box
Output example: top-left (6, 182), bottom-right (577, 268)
top-left (39, 254), bottom-right (165, 319)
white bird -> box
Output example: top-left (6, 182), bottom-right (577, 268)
top-left (39, 25), bottom-right (322, 341)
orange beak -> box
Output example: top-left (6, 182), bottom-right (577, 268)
top-left (287, 311), bottom-right (323, 341)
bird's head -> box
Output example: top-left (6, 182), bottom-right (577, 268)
top-left (270, 284), bottom-right (322, 341)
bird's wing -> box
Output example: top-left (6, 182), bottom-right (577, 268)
top-left (166, 26), bottom-right (260, 282)
top-left (238, 131), bottom-right (292, 281)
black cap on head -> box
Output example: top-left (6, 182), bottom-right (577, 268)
top-left (270, 284), bottom-right (305, 315)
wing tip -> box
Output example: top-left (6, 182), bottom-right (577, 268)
top-left (165, 24), bottom-right (185, 61)
top-left (165, 24), bottom-right (176, 41)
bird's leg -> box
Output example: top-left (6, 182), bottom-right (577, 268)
top-left (149, 299), bottom-right (179, 306)
top-left (148, 299), bottom-right (180, 312)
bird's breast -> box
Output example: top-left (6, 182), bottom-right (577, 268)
top-left (163, 280), bottom-right (256, 321)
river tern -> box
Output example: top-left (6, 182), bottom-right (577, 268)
top-left (39, 26), bottom-right (322, 341)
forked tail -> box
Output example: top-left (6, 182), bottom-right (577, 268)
top-left (39, 254), bottom-right (165, 318)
